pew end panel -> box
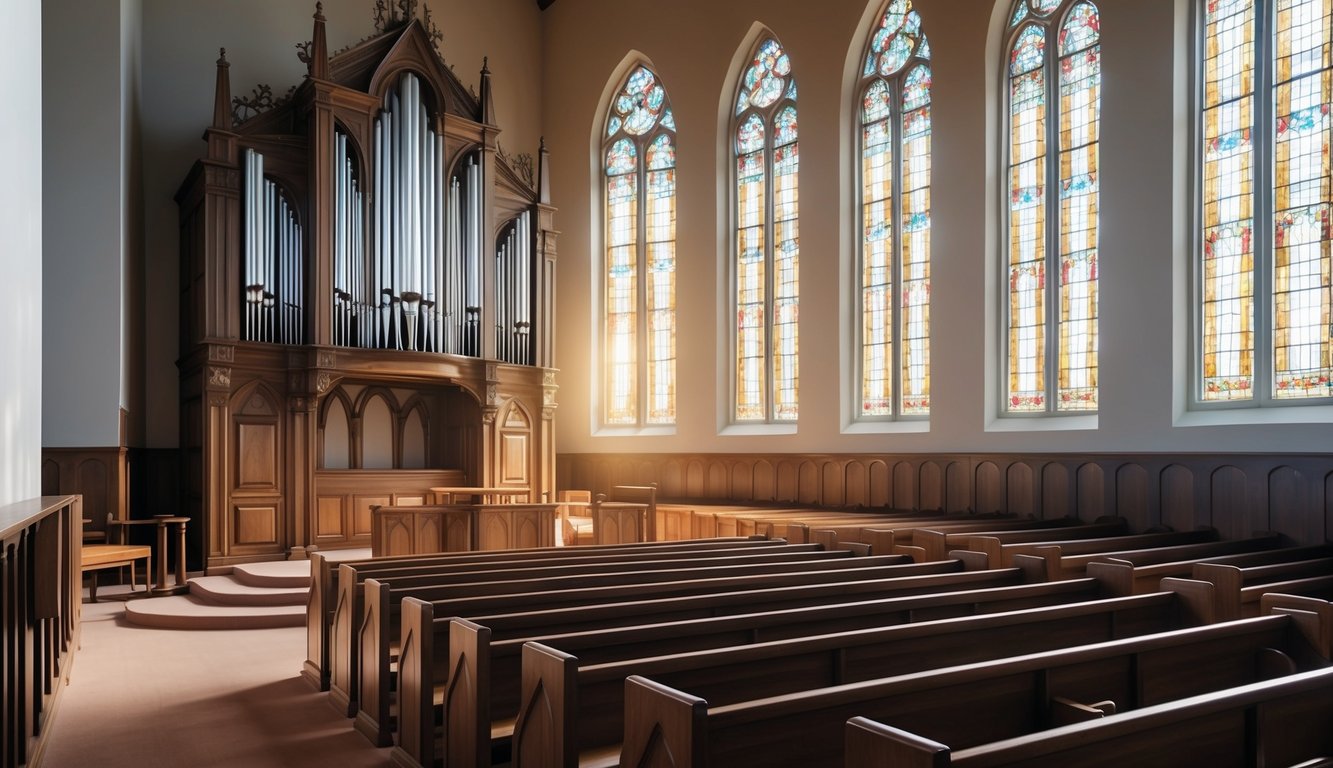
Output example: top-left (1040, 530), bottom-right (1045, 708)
top-left (354, 577), bottom-right (394, 746)
top-left (446, 618), bottom-right (492, 768)
top-left (513, 642), bottom-right (578, 768)
top-left (1085, 559), bottom-right (1135, 597)
top-left (950, 549), bottom-right (990, 572)
top-left (392, 597), bottom-right (436, 768)
top-left (845, 716), bottom-right (951, 768)
top-left (621, 675), bottom-right (707, 768)
top-left (329, 562), bottom-right (363, 717)
top-left (1158, 577), bottom-right (1218, 625)
top-left (1008, 553), bottom-right (1050, 584)
top-left (303, 552), bottom-right (331, 691)
top-left (1263, 593), bottom-right (1333, 662)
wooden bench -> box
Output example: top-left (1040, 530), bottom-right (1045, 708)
top-left (1192, 557), bottom-right (1333, 620)
top-left (966, 528), bottom-right (1220, 571)
top-left (394, 572), bottom-right (1092, 767)
top-left (847, 664), bottom-right (1333, 767)
top-left (908, 518), bottom-right (1130, 562)
top-left (1086, 542), bottom-right (1333, 596)
top-left (80, 544), bottom-right (152, 602)
top-left (807, 517), bottom-right (1073, 556)
top-left (350, 552), bottom-right (936, 745)
top-left (330, 542), bottom-right (834, 716)
top-left (590, 484), bottom-right (657, 543)
top-left (303, 537), bottom-right (781, 690)
top-left (621, 612), bottom-right (1331, 768)
top-left (511, 587), bottom-right (1217, 768)
top-left (1008, 532), bottom-right (1286, 582)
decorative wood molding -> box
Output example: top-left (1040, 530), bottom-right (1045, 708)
top-left (558, 452), bottom-right (1333, 546)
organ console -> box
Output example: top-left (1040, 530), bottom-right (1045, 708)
top-left (176, 1), bottom-right (558, 571)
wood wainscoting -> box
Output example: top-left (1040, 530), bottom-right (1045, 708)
top-left (312, 469), bottom-right (466, 552)
top-left (41, 447), bottom-right (128, 541)
top-left (558, 452), bottom-right (1333, 545)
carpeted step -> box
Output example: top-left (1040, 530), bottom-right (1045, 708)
top-left (124, 594), bottom-right (305, 630)
top-left (231, 561), bottom-right (313, 589)
top-left (189, 575), bottom-right (308, 606)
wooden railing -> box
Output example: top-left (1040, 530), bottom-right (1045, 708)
top-left (1, 495), bottom-right (81, 768)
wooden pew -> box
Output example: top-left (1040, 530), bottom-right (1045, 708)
top-left (394, 573), bottom-right (1100, 767)
top-left (620, 613), bottom-right (1331, 768)
top-left (500, 588), bottom-right (1216, 768)
top-left (1011, 532), bottom-right (1286, 582)
top-left (1192, 557), bottom-right (1333, 620)
top-left (817, 517), bottom-right (1079, 558)
top-left (304, 537), bottom-right (783, 690)
top-left (966, 528), bottom-right (1220, 570)
top-left (351, 554), bottom-right (942, 744)
top-left (910, 518), bottom-right (1130, 562)
top-left (332, 545), bottom-right (854, 718)
top-left (590, 484), bottom-right (657, 543)
top-left (1087, 542), bottom-right (1333, 596)
top-left (847, 665), bottom-right (1333, 767)
top-left (693, 508), bottom-right (945, 540)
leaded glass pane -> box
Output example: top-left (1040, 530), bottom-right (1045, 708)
top-left (1057, 6), bottom-right (1100, 411)
top-left (602, 65), bottom-right (677, 426)
top-left (1008, 26), bottom-right (1047, 412)
top-left (1201, 0), bottom-right (1256, 400)
top-left (1034, 0), bottom-right (1063, 14)
top-left (773, 138), bottom-right (800, 422)
top-left (736, 142), bottom-right (767, 421)
top-left (901, 64), bottom-right (932, 415)
top-left (605, 167), bottom-right (638, 424)
top-left (739, 39), bottom-right (792, 113)
top-left (1272, 0), bottom-right (1332, 398)
top-left (1010, 0), bottom-right (1029, 28)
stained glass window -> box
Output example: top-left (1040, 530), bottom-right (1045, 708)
top-left (858, 0), bottom-right (932, 418)
top-left (1003, 0), bottom-right (1100, 414)
top-left (734, 36), bottom-right (799, 422)
top-left (602, 64), bottom-right (677, 426)
top-left (1199, 0), bottom-right (1331, 404)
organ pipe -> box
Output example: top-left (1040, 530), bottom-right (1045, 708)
top-left (332, 131), bottom-right (365, 347)
top-left (242, 147), bottom-right (304, 344)
top-left (495, 211), bottom-right (532, 364)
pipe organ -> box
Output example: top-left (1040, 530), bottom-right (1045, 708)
top-left (176, 3), bottom-right (558, 571)
top-left (243, 149), bottom-right (305, 345)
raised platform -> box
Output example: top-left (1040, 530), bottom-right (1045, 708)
top-left (122, 548), bottom-right (371, 630)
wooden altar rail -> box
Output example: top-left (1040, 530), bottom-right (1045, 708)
top-left (1, 495), bottom-right (81, 768)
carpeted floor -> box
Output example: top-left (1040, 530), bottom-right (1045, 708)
top-left (40, 594), bottom-right (393, 768)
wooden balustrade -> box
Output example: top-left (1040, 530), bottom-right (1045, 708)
top-left (1, 495), bottom-right (81, 768)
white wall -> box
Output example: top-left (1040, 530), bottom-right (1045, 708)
top-left (138, 0), bottom-right (544, 448)
top-left (544, 0), bottom-right (1333, 456)
top-left (0, 0), bottom-right (43, 506)
top-left (42, 0), bottom-right (128, 448)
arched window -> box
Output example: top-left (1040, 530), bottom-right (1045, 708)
top-left (1003, 0), bottom-right (1101, 413)
top-left (733, 36), bottom-right (799, 423)
top-left (602, 64), bottom-right (677, 426)
top-left (1198, 0), bottom-right (1331, 405)
top-left (857, 0), bottom-right (932, 418)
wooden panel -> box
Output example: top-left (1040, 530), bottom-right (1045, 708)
top-left (776, 460), bottom-right (798, 502)
top-left (946, 461), bottom-right (969, 513)
top-left (480, 515), bottom-right (510, 550)
top-left (500, 432), bottom-right (529, 485)
top-left (1269, 466), bottom-right (1317, 544)
top-left (893, 462), bottom-right (914, 510)
top-left (686, 460), bottom-right (705, 498)
top-left (1044, 462), bottom-right (1072, 518)
top-left (234, 504), bottom-right (278, 545)
top-left (732, 461), bottom-right (754, 501)
top-left (823, 462), bottom-right (846, 507)
top-left (707, 463), bottom-right (728, 498)
top-left (868, 460), bottom-right (890, 508)
top-left (237, 423), bottom-right (278, 488)
top-left (1212, 465), bottom-right (1253, 539)
top-left (1116, 463), bottom-right (1151, 530)
top-left (1007, 462), bottom-right (1035, 517)
top-left (919, 462), bottom-right (943, 512)
top-left (845, 460), bottom-right (868, 508)
top-left (975, 461), bottom-right (1002, 515)
top-left (315, 496), bottom-right (344, 539)
top-left (354, 495), bottom-right (391, 538)
top-left (392, 494), bottom-right (426, 507)
top-left (753, 460), bottom-right (775, 501)
top-left (1161, 463), bottom-right (1198, 532)
top-left (798, 462), bottom-right (820, 505)
top-left (1076, 463), bottom-right (1105, 521)
top-left (661, 460), bottom-right (684, 498)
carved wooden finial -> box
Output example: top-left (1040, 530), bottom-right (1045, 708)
top-left (213, 48), bottom-right (232, 130)
top-left (479, 57), bottom-right (495, 124)
top-left (309, 1), bottom-right (329, 79)
top-left (538, 136), bottom-right (551, 205)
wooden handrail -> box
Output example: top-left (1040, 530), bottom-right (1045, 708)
top-left (1, 494), bottom-right (82, 768)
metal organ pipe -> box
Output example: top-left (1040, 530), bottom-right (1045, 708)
top-left (495, 211), bottom-right (532, 364)
top-left (242, 147), bottom-right (304, 345)
top-left (332, 131), bottom-right (365, 347)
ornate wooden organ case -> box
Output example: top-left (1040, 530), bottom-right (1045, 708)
top-left (176, 3), bottom-right (558, 570)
